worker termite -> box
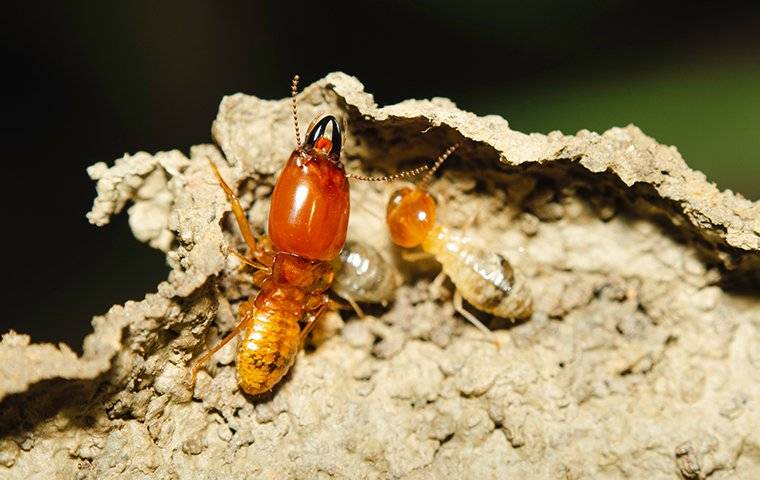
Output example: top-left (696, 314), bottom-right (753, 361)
top-left (188, 76), bottom-right (428, 395)
top-left (385, 144), bottom-right (534, 333)
top-left (331, 239), bottom-right (400, 317)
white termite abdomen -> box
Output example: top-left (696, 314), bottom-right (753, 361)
top-left (422, 225), bottom-right (533, 320)
top-left (332, 240), bottom-right (399, 305)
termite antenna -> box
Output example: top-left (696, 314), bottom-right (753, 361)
top-left (418, 142), bottom-right (461, 190)
top-left (346, 164), bottom-right (430, 182)
top-left (346, 141), bottom-right (462, 182)
top-left (291, 74), bottom-right (301, 145)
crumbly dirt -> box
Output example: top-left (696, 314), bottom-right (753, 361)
top-left (1, 72), bottom-right (759, 479)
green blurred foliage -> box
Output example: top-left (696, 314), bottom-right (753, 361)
top-left (471, 59), bottom-right (760, 199)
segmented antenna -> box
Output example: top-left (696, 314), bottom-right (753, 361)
top-left (346, 164), bottom-right (430, 182)
top-left (291, 75), bottom-right (301, 145)
top-left (418, 142), bottom-right (461, 190)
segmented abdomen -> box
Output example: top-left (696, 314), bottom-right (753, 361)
top-left (422, 225), bottom-right (533, 320)
top-left (235, 297), bottom-right (301, 395)
top-left (332, 240), bottom-right (399, 304)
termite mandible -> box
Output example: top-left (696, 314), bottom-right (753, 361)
top-left (187, 76), bottom-right (429, 395)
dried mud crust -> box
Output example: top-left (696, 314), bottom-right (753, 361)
top-left (1, 72), bottom-right (759, 479)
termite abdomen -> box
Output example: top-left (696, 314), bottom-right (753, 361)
top-left (332, 240), bottom-right (399, 305)
top-left (423, 225), bottom-right (533, 320)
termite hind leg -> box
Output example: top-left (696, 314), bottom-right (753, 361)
top-left (453, 290), bottom-right (500, 348)
top-left (187, 309), bottom-right (252, 391)
top-left (208, 159), bottom-right (273, 266)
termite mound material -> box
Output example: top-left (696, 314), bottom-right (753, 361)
top-left (2, 72), bottom-right (759, 479)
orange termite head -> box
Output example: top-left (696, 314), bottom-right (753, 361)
top-left (386, 186), bottom-right (437, 248)
top-left (268, 114), bottom-right (350, 261)
top-left (385, 142), bottom-right (462, 248)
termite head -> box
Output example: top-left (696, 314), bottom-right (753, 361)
top-left (385, 142), bottom-right (461, 248)
top-left (386, 187), bottom-right (437, 248)
top-left (268, 113), bottom-right (350, 261)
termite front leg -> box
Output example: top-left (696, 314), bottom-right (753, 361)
top-left (228, 248), bottom-right (271, 273)
top-left (208, 159), bottom-right (275, 267)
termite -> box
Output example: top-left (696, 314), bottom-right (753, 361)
top-left (188, 76), bottom-right (428, 395)
top-left (385, 144), bottom-right (534, 333)
top-left (331, 239), bottom-right (400, 317)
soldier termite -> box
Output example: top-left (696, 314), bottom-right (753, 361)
top-left (385, 143), bottom-right (534, 334)
top-left (187, 76), bottom-right (428, 395)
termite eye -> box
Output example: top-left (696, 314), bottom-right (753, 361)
top-left (304, 114), bottom-right (342, 156)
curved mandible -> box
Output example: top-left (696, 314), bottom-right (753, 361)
top-left (304, 113), bottom-right (343, 156)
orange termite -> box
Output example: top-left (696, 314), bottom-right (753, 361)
top-left (386, 144), bottom-right (534, 333)
top-left (188, 76), bottom-right (428, 395)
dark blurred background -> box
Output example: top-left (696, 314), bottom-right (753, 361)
top-left (2, 1), bottom-right (759, 350)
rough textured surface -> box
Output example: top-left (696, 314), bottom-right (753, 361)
top-left (2, 72), bottom-right (759, 479)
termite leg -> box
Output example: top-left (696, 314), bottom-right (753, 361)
top-left (299, 297), bottom-right (331, 346)
top-left (227, 248), bottom-right (270, 287)
top-left (187, 304), bottom-right (253, 390)
top-left (332, 295), bottom-right (364, 318)
top-left (401, 250), bottom-right (435, 263)
top-left (228, 248), bottom-right (270, 272)
top-left (343, 294), bottom-right (365, 318)
top-left (208, 159), bottom-right (274, 266)
top-left (453, 290), bottom-right (499, 348)
top-left (428, 271), bottom-right (448, 299)
top-left (251, 270), bottom-right (269, 287)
